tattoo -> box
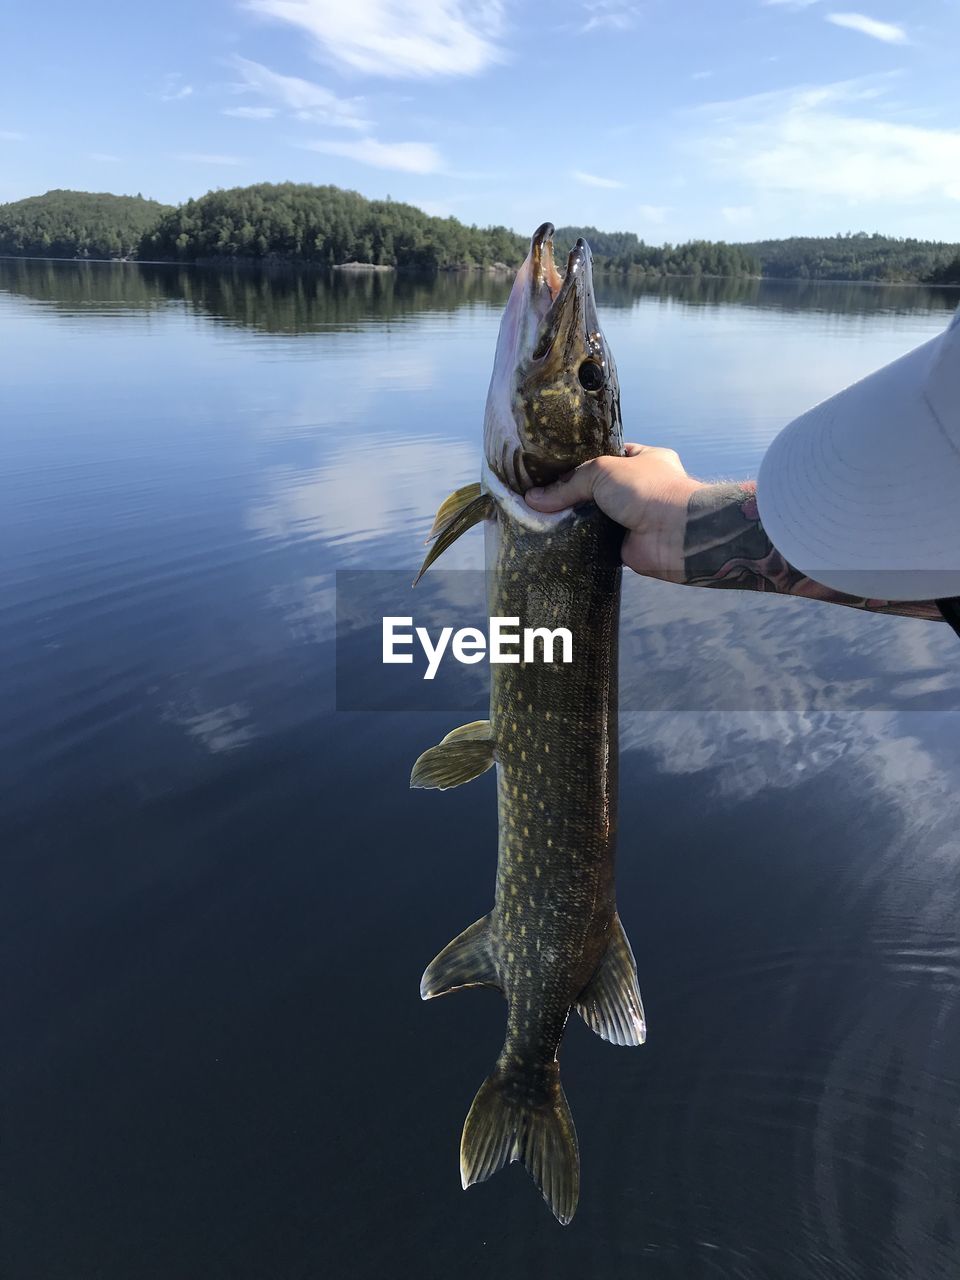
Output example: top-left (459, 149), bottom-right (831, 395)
top-left (682, 483), bottom-right (944, 622)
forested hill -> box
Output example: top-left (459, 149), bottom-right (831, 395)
top-left (554, 225), bottom-right (758, 278)
top-left (141, 182), bottom-right (524, 270)
top-left (1, 186), bottom-right (958, 283)
top-left (0, 185), bottom-right (757, 277)
top-left (739, 233), bottom-right (960, 283)
top-left (0, 190), bottom-right (170, 259)
top-left (927, 256), bottom-right (960, 285)
top-left (144, 188), bottom-right (756, 275)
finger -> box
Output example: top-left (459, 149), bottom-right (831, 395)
top-left (623, 443), bottom-right (647, 458)
top-left (524, 460), bottom-right (602, 512)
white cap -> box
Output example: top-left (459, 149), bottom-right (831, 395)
top-left (757, 305), bottom-right (960, 602)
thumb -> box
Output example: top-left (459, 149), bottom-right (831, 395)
top-left (524, 459), bottom-right (603, 512)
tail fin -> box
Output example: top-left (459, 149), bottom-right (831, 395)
top-left (460, 1063), bottom-right (579, 1225)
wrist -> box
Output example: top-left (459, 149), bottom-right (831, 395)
top-left (624, 475), bottom-right (705, 577)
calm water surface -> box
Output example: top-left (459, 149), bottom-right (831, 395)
top-left (3, 258), bottom-right (960, 1279)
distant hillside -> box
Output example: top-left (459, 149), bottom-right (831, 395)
top-left (554, 225), bottom-right (758, 278)
top-left (739, 232), bottom-right (960, 283)
top-left (0, 190), bottom-right (170, 260)
top-left (141, 182), bottom-right (525, 270)
top-left (923, 254), bottom-right (960, 286)
top-left (2, 186), bottom-right (958, 284)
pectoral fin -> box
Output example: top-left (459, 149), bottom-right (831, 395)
top-left (410, 720), bottom-right (495, 790)
top-left (427, 482), bottom-right (483, 540)
top-left (575, 913), bottom-right (646, 1047)
top-left (413, 488), bottom-right (493, 586)
top-left (421, 914), bottom-right (500, 999)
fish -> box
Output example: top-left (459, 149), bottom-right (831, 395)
top-left (411, 223), bottom-right (645, 1225)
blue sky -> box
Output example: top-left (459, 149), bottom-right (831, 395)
top-left (3, 0), bottom-right (960, 241)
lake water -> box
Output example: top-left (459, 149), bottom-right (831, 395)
top-left (3, 257), bottom-right (960, 1279)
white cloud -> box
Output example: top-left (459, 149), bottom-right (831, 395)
top-left (572, 169), bottom-right (625, 189)
top-left (722, 204), bottom-right (756, 225)
top-left (159, 73), bottom-right (194, 102)
top-left (826, 12), bottom-right (908, 43)
top-left (229, 56), bottom-right (368, 129)
top-left (637, 203), bottom-right (670, 224)
top-left (0, 130), bottom-right (25, 141)
top-left (697, 78), bottom-right (960, 206)
top-left (581, 1), bottom-right (640, 32)
top-left (222, 105), bottom-right (279, 119)
top-left (691, 70), bottom-right (714, 81)
top-left (416, 194), bottom-right (474, 217)
top-left (176, 152), bottom-right (246, 165)
top-left (301, 136), bottom-right (442, 173)
top-left (244, 0), bottom-right (505, 78)
top-left (87, 151), bottom-right (121, 163)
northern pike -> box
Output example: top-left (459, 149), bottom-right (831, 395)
top-left (411, 223), bottom-right (645, 1225)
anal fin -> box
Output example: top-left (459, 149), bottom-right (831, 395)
top-left (410, 720), bottom-right (494, 790)
top-left (575, 913), bottom-right (646, 1047)
top-left (421, 914), bottom-right (499, 999)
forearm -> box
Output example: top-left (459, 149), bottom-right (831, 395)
top-left (680, 482), bottom-right (943, 622)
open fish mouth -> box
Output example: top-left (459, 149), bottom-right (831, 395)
top-left (538, 251), bottom-right (597, 374)
top-left (528, 221), bottom-right (565, 300)
top-left (525, 223), bottom-right (596, 359)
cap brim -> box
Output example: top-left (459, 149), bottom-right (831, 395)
top-left (757, 327), bottom-right (960, 602)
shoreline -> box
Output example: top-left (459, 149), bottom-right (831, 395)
top-left (0, 253), bottom-right (957, 289)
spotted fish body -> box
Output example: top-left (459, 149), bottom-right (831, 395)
top-left (412, 225), bottom-right (645, 1225)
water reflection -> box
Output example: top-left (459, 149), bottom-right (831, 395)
top-left (0, 256), bottom-right (515, 330)
top-left (3, 257), bottom-right (957, 336)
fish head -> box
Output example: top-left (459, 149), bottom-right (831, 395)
top-left (483, 222), bottom-right (623, 493)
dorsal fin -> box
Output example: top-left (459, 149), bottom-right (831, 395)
top-left (575, 913), bottom-right (646, 1046)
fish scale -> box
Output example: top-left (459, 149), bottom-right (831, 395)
top-left (490, 502), bottom-right (623, 1083)
top-left (411, 223), bottom-right (646, 1225)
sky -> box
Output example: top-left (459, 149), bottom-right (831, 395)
top-left (2, 0), bottom-right (960, 242)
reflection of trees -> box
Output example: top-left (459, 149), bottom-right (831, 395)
top-left (0, 258), bottom-right (173, 310)
top-left (2, 258), bottom-right (956, 335)
top-left (596, 273), bottom-right (960, 318)
top-left (0, 258), bottom-right (516, 332)
top-left (140, 264), bottom-right (516, 333)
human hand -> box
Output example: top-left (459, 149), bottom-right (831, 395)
top-left (524, 443), bottom-right (703, 577)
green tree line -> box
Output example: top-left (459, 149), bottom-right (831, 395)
top-left (740, 232), bottom-right (960, 283)
top-left (2, 187), bottom-right (959, 284)
top-left (0, 189), bottom-right (170, 259)
top-left (926, 255), bottom-right (960, 286)
top-left (141, 182), bottom-right (525, 270)
top-left (554, 225), bottom-right (758, 277)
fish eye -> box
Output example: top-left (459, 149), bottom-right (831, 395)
top-left (578, 360), bottom-right (604, 392)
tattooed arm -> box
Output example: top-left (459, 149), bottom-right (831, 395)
top-left (682, 481), bottom-right (943, 621)
top-left (525, 445), bottom-right (944, 622)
